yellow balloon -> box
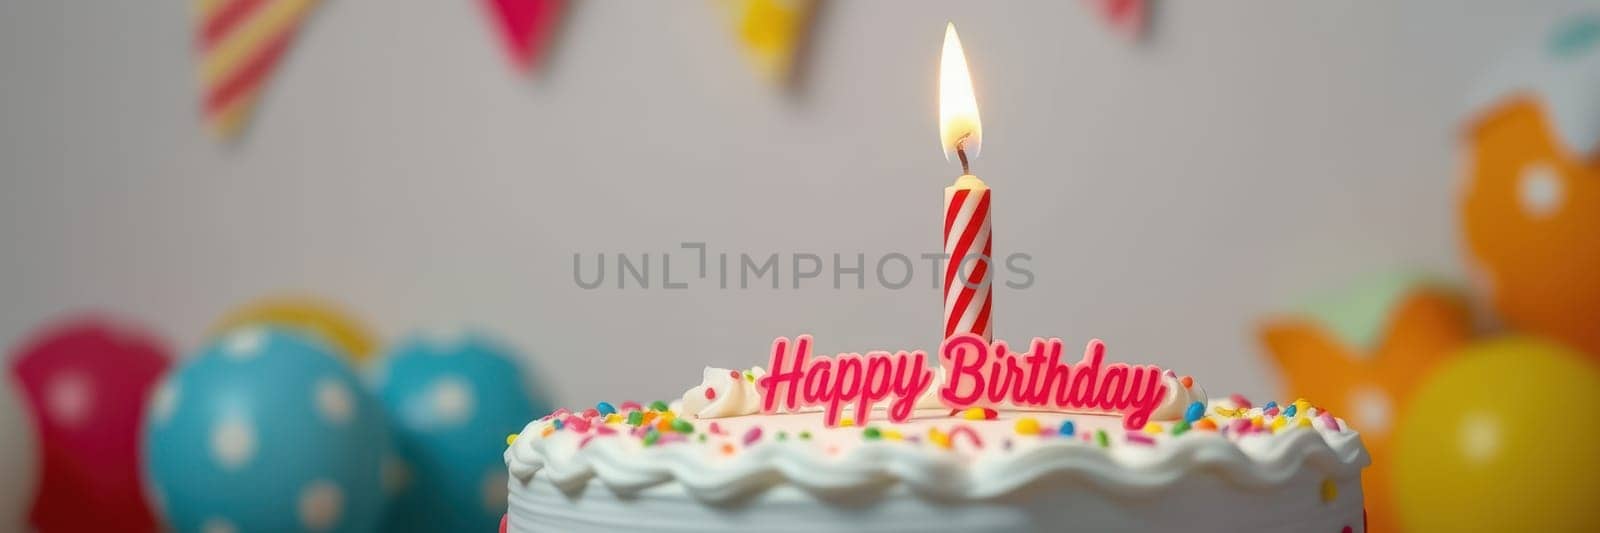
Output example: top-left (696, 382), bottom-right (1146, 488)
top-left (211, 296), bottom-right (378, 365)
top-left (1393, 336), bottom-right (1600, 532)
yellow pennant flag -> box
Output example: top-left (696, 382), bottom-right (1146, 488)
top-left (716, 0), bottom-right (815, 85)
top-left (193, 0), bottom-right (322, 139)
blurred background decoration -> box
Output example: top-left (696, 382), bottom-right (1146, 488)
top-left (716, 0), bottom-right (817, 85)
top-left (1087, 0), bottom-right (1149, 42)
top-left (7, 316), bottom-right (170, 533)
top-left (1460, 13), bottom-right (1600, 361)
top-left (192, 0), bottom-right (324, 139)
top-left (1258, 274), bottom-right (1474, 533)
top-left (3, 2), bottom-right (1600, 532)
top-left (481, 0), bottom-right (567, 75)
top-left (144, 328), bottom-right (387, 533)
top-left (1392, 337), bottom-right (1600, 532)
top-left (1259, 10), bottom-right (1600, 532)
top-left (211, 295), bottom-right (381, 366)
top-left (376, 332), bottom-right (551, 532)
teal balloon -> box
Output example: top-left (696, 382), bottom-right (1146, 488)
top-left (144, 328), bottom-right (387, 533)
top-left (375, 332), bottom-right (550, 532)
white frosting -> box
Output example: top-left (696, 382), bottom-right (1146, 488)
top-left (680, 367), bottom-right (768, 418)
top-left (507, 406), bottom-right (1367, 503)
top-left (1149, 372), bottom-right (1208, 421)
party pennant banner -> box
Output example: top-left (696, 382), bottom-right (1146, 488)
top-left (717, 0), bottom-right (816, 85)
top-left (1088, 0), bottom-right (1147, 42)
top-left (194, 0), bottom-right (321, 139)
top-left (481, 0), bottom-right (565, 74)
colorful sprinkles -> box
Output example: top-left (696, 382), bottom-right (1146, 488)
top-left (508, 393), bottom-right (1347, 460)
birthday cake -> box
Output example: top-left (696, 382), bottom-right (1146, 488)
top-left (504, 22), bottom-right (1368, 533)
top-left (503, 335), bottom-right (1370, 532)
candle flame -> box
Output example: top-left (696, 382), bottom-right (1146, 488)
top-left (939, 22), bottom-right (981, 163)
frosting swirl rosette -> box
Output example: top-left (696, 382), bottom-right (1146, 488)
top-left (679, 367), bottom-right (767, 418)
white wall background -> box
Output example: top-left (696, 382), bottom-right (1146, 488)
top-left (0, 1), bottom-right (1586, 491)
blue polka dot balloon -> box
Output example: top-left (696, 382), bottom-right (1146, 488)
top-left (375, 331), bottom-right (551, 532)
top-left (144, 328), bottom-right (386, 533)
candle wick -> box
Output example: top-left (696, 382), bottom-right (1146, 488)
top-left (955, 137), bottom-right (971, 175)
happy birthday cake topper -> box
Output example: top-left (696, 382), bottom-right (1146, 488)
top-left (757, 334), bottom-right (1170, 430)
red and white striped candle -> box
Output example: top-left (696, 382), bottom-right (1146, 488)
top-left (938, 23), bottom-right (991, 342)
top-left (944, 176), bottom-right (992, 341)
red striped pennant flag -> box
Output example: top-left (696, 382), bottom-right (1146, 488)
top-left (194, 0), bottom-right (321, 139)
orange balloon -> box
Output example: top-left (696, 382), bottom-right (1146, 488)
top-left (1260, 286), bottom-right (1475, 533)
top-left (1461, 96), bottom-right (1600, 358)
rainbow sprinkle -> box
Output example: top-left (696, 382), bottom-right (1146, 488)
top-left (1014, 417), bottom-right (1041, 436)
top-left (960, 407), bottom-right (998, 420)
top-left (1184, 401), bottom-right (1205, 423)
top-left (948, 425), bottom-right (983, 450)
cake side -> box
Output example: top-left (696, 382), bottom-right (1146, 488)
top-left (504, 388), bottom-right (1370, 532)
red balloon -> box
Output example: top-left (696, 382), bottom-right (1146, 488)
top-left (9, 316), bottom-right (170, 533)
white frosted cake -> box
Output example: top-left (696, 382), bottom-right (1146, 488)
top-left (504, 338), bottom-right (1370, 532)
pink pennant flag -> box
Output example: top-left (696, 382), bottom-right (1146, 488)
top-left (1089, 0), bottom-right (1148, 41)
top-left (481, 0), bottom-right (565, 73)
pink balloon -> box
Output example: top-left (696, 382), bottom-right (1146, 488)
top-left (9, 315), bottom-right (170, 533)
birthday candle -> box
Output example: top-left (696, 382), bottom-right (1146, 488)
top-left (939, 23), bottom-right (992, 342)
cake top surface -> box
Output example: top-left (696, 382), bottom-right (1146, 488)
top-left (504, 363), bottom-right (1369, 503)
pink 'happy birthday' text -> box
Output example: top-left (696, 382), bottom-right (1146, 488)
top-left (758, 336), bottom-right (934, 426)
top-left (940, 334), bottom-right (1168, 430)
top-left (756, 334), bottom-right (1169, 429)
